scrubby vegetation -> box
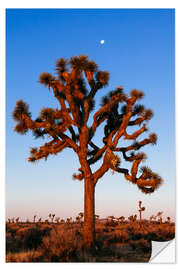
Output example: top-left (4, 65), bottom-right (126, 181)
top-left (6, 214), bottom-right (175, 262)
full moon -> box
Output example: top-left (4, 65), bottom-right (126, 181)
top-left (100, 40), bottom-right (105, 44)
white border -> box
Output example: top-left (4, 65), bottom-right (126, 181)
top-left (0, 6), bottom-right (5, 265)
top-left (1, 0), bottom-right (179, 268)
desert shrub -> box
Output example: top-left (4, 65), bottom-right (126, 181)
top-left (38, 227), bottom-right (85, 262)
top-left (38, 226), bottom-right (117, 262)
top-left (105, 221), bottom-right (118, 227)
top-left (129, 238), bottom-right (150, 253)
top-left (23, 227), bottom-right (45, 250)
top-left (130, 231), bottom-right (147, 241)
top-left (103, 228), bottom-right (109, 232)
top-left (107, 235), bottom-right (121, 244)
top-left (119, 231), bottom-right (129, 243)
top-left (145, 224), bottom-right (175, 241)
top-left (6, 250), bottom-right (41, 262)
top-left (6, 234), bottom-right (22, 253)
top-left (96, 228), bottom-right (103, 233)
top-left (136, 239), bottom-right (150, 253)
top-left (145, 231), bottom-right (157, 241)
top-left (6, 226), bottom-right (17, 238)
top-left (104, 230), bottom-right (129, 244)
top-left (126, 226), bottom-right (134, 234)
top-left (94, 236), bottom-right (115, 258)
top-left (6, 224), bottom-right (52, 253)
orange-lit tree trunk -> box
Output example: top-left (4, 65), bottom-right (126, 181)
top-left (79, 124), bottom-right (96, 248)
top-left (84, 175), bottom-right (95, 248)
top-left (139, 211), bottom-right (142, 223)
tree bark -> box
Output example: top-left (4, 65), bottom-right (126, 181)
top-left (139, 211), bottom-right (142, 222)
top-left (83, 175), bottom-right (95, 248)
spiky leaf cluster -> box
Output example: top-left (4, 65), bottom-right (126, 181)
top-left (136, 166), bottom-right (163, 193)
top-left (130, 89), bottom-right (144, 100)
top-left (39, 72), bottom-right (55, 86)
top-left (96, 71), bottom-right (109, 86)
top-left (13, 100), bottom-right (31, 122)
top-left (40, 108), bottom-right (55, 123)
top-left (70, 55), bottom-right (89, 70)
top-left (133, 104), bottom-right (145, 115)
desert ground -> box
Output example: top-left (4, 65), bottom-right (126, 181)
top-left (6, 218), bottom-right (175, 262)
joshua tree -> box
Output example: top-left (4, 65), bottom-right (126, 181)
top-left (107, 215), bottom-right (116, 222)
top-left (134, 214), bottom-right (137, 222)
top-left (159, 217), bottom-right (163, 224)
top-left (11, 218), bottom-right (15, 223)
top-left (60, 219), bottom-right (65, 224)
top-left (55, 217), bottom-right (60, 223)
top-left (48, 213), bottom-right (52, 222)
top-left (33, 215), bottom-right (37, 223)
top-left (118, 216), bottom-right (125, 224)
top-left (156, 211), bottom-right (163, 224)
top-left (150, 215), bottom-right (156, 222)
top-left (78, 212), bottom-right (84, 223)
top-left (15, 217), bottom-right (20, 223)
top-left (167, 216), bottom-right (171, 224)
top-left (13, 55), bottom-right (163, 248)
top-left (66, 218), bottom-right (70, 223)
top-left (38, 217), bottom-right (42, 223)
top-left (52, 214), bottom-right (55, 223)
top-left (128, 214), bottom-right (137, 223)
top-left (138, 201), bottom-right (146, 223)
top-left (76, 216), bottom-right (80, 224)
top-left (48, 213), bottom-right (55, 223)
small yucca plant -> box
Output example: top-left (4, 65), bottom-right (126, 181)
top-left (33, 215), bottom-right (37, 223)
top-left (128, 214), bottom-right (137, 223)
top-left (156, 211), bottom-right (163, 224)
top-left (55, 217), bottom-right (60, 224)
top-left (52, 214), bottom-right (55, 223)
top-left (15, 217), bottom-right (20, 223)
top-left (118, 216), bottom-right (125, 223)
top-left (38, 218), bottom-right (42, 223)
top-left (150, 215), bottom-right (156, 222)
top-left (138, 201), bottom-right (146, 224)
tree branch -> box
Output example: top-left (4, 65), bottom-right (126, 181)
top-left (58, 133), bottom-right (80, 153)
top-left (91, 91), bottom-right (125, 136)
top-left (124, 124), bottom-right (147, 140)
top-left (112, 96), bottom-right (137, 147)
top-left (87, 145), bottom-right (107, 165)
top-left (113, 133), bottom-right (157, 154)
top-left (93, 163), bottom-right (109, 185)
top-left (28, 139), bottom-right (68, 162)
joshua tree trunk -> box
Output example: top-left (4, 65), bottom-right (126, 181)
top-left (139, 211), bottom-right (142, 222)
top-left (83, 175), bottom-right (95, 248)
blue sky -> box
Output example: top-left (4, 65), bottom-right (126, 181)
top-left (6, 9), bottom-right (175, 221)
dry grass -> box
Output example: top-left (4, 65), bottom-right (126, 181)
top-left (6, 221), bottom-right (175, 262)
top-left (6, 250), bottom-right (41, 262)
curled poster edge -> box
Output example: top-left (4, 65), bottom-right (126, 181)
top-left (150, 239), bottom-right (175, 263)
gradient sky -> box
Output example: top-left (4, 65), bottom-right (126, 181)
top-left (6, 9), bottom-right (175, 222)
